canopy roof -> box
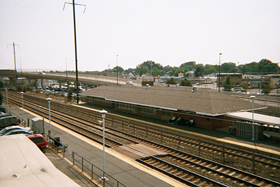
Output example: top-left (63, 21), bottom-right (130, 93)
top-left (0, 134), bottom-right (79, 187)
top-left (226, 112), bottom-right (280, 126)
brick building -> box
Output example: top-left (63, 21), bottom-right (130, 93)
top-left (217, 73), bottom-right (243, 87)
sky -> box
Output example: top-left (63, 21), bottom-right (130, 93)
top-left (0, 0), bottom-right (280, 72)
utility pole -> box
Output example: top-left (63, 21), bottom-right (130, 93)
top-left (66, 58), bottom-right (68, 78)
top-left (63, 1), bottom-right (86, 104)
top-left (116, 55), bottom-right (118, 85)
top-left (7, 42), bottom-right (19, 88)
top-left (219, 53), bottom-right (222, 92)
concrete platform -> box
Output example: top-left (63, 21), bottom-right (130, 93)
top-left (6, 104), bottom-right (280, 187)
top-left (7, 105), bottom-right (185, 187)
top-left (48, 123), bottom-right (182, 187)
top-left (112, 143), bottom-right (168, 159)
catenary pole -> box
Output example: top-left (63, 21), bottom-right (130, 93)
top-left (72, 0), bottom-right (79, 104)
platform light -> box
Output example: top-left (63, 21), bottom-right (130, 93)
top-left (218, 53), bottom-right (222, 92)
top-left (20, 92), bottom-right (24, 126)
top-left (99, 109), bottom-right (107, 182)
top-left (5, 88), bottom-right (8, 113)
top-left (46, 98), bottom-right (52, 139)
top-left (251, 95), bottom-right (256, 141)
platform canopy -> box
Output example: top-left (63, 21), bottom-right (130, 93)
top-left (0, 134), bottom-right (79, 187)
top-left (226, 112), bottom-right (280, 127)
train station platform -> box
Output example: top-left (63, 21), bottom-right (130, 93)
top-left (6, 103), bottom-right (280, 187)
top-left (7, 105), bottom-right (185, 187)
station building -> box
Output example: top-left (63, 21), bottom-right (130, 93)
top-left (81, 86), bottom-right (259, 127)
top-left (81, 86), bottom-right (280, 141)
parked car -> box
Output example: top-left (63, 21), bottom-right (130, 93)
top-left (0, 125), bottom-right (30, 136)
top-left (233, 87), bottom-right (245, 92)
top-left (27, 134), bottom-right (48, 152)
top-left (0, 106), bottom-right (6, 113)
top-left (126, 81), bottom-right (133, 85)
top-left (0, 114), bottom-right (19, 130)
top-left (3, 129), bottom-right (33, 136)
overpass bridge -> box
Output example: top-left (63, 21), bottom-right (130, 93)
top-left (0, 70), bottom-right (141, 88)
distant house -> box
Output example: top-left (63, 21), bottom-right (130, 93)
top-left (264, 74), bottom-right (280, 88)
top-left (178, 72), bottom-right (184, 78)
top-left (242, 75), bottom-right (270, 88)
top-left (217, 73), bottom-right (242, 87)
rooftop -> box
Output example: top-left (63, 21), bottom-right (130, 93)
top-left (81, 86), bottom-right (263, 116)
top-left (0, 134), bottom-right (79, 187)
top-left (226, 112), bottom-right (280, 126)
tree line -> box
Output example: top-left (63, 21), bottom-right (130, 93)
top-left (105, 58), bottom-right (279, 77)
top-left (54, 58), bottom-right (278, 78)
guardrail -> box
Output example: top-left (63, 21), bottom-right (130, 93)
top-left (72, 152), bottom-right (126, 187)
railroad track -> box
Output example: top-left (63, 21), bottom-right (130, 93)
top-left (6, 94), bottom-right (136, 147)
top-left (139, 154), bottom-right (279, 187)
top-left (3, 92), bottom-right (280, 186)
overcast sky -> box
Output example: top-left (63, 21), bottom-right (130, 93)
top-left (1, 0), bottom-right (280, 72)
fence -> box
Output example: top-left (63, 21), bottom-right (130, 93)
top-left (72, 152), bottom-right (126, 187)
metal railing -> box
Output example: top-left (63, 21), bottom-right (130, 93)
top-left (48, 135), bottom-right (68, 158)
top-left (72, 152), bottom-right (126, 187)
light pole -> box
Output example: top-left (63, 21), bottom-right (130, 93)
top-left (5, 88), bottom-right (8, 113)
top-left (20, 92), bottom-right (24, 126)
top-left (277, 82), bottom-right (279, 108)
top-left (218, 53), bottom-right (222, 92)
top-left (99, 109), bottom-right (107, 182)
top-left (116, 55), bottom-right (118, 85)
top-left (66, 58), bottom-right (68, 79)
top-left (46, 98), bottom-right (52, 139)
top-left (251, 95), bottom-right (256, 141)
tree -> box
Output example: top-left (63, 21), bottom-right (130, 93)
top-left (135, 64), bottom-right (149, 76)
top-left (124, 68), bottom-right (135, 74)
top-left (179, 61), bottom-right (196, 72)
top-left (162, 65), bottom-right (174, 75)
top-left (258, 59), bottom-right (278, 73)
top-left (194, 65), bottom-right (204, 77)
top-left (0, 81), bottom-right (3, 88)
top-left (151, 67), bottom-right (162, 77)
top-left (180, 78), bottom-right (192, 86)
top-left (112, 66), bottom-right (124, 73)
top-left (239, 62), bottom-right (259, 74)
top-left (262, 83), bottom-right (273, 95)
top-left (241, 82), bottom-right (250, 90)
top-left (168, 67), bottom-right (184, 77)
top-left (135, 60), bottom-right (163, 76)
top-left (0, 92), bottom-right (3, 105)
top-left (67, 88), bottom-right (73, 102)
top-left (166, 77), bottom-right (177, 85)
top-left (223, 76), bottom-right (232, 91)
top-left (221, 62), bottom-right (237, 73)
top-left (204, 64), bottom-right (218, 75)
